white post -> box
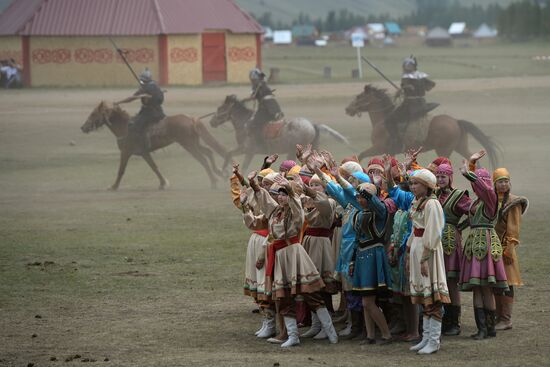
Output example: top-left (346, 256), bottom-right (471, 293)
top-left (356, 47), bottom-right (363, 79)
top-left (351, 32), bottom-right (365, 79)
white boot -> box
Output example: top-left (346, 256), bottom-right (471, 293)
top-left (257, 310), bottom-right (276, 338)
top-left (418, 318), bottom-right (441, 355)
top-left (316, 307), bottom-right (338, 344)
top-left (255, 317), bottom-right (267, 336)
top-left (338, 312), bottom-right (353, 337)
top-left (301, 312), bottom-right (322, 338)
top-left (281, 317), bottom-right (300, 348)
top-left (410, 317), bottom-right (430, 352)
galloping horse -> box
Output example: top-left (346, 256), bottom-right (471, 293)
top-left (345, 84), bottom-right (500, 167)
top-left (210, 94), bottom-right (350, 171)
top-left (81, 101), bottom-right (228, 190)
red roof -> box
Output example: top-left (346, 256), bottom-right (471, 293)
top-left (0, 0), bottom-right (262, 36)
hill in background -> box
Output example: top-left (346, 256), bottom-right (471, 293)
top-left (235, 0), bottom-right (516, 26)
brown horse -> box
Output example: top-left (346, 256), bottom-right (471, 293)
top-left (345, 84), bottom-right (500, 167)
top-left (81, 101), bottom-right (228, 190)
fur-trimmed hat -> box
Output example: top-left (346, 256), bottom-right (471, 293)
top-left (367, 157), bottom-right (384, 173)
top-left (411, 169), bottom-right (437, 190)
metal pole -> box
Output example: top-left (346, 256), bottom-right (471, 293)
top-left (357, 47), bottom-right (363, 79)
top-left (361, 56), bottom-right (400, 90)
top-left (108, 37), bottom-right (141, 85)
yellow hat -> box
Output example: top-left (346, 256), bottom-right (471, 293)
top-left (492, 168), bottom-right (510, 182)
top-left (258, 168), bottom-right (275, 178)
top-left (287, 164), bottom-right (302, 177)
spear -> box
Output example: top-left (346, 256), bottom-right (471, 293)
top-left (108, 37), bottom-right (142, 85)
top-left (361, 56), bottom-right (400, 91)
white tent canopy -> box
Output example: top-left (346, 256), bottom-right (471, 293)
top-left (473, 23), bottom-right (498, 38)
top-left (449, 22), bottom-right (466, 35)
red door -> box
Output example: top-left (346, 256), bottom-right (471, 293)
top-left (202, 33), bottom-right (226, 82)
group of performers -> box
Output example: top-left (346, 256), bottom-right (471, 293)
top-left (229, 146), bottom-right (528, 353)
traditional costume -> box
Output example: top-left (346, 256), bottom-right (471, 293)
top-left (254, 182), bottom-right (337, 347)
top-left (407, 169), bottom-right (449, 355)
top-left (325, 170), bottom-right (370, 339)
top-left (460, 166), bottom-right (508, 339)
top-left (229, 174), bottom-right (274, 337)
top-left (435, 163), bottom-right (472, 335)
top-left (493, 168), bottom-right (529, 330)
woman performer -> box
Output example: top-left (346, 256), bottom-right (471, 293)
top-left (459, 150), bottom-right (508, 340)
top-left (307, 156), bottom-right (368, 340)
top-left (230, 163), bottom-right (274, 338)
top-left (248, 171), bottom-right (338, 347)
top-left (435, 163), bottom-right (472, 336)
top-left (384, 156), bottom-right (421, 342)
top-left (349, 181), bottom-right (394, 345)
top-left (407, 169), bottom-right (450, 354)
top-left (493, 168), bottom-right (528, 331)
top-left (298, 170), bottom-right (339, 339)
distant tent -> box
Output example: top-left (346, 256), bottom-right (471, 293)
top-left (473, 23), bottom-right (498, 39)
top-left (448, 22), bottom-right (468, 38)
top-left (425, 27), bottom-right (452, 47)
top-left (384, 22), bottom-right (401, 36)
top-left (273, 30), bottom-right (292, 45)
top-left (367, 23), bottom-right (386, 39)
top-left (291, 24), bottom-right (318, 46)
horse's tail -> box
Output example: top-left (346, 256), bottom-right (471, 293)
top-left (457, 119), bottom-right (502, 168)
top-left (193, 119), bottom-right (229, 158)
top-left (315, 124), bottom-right (350, 145)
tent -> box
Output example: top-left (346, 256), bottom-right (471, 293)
top-left (473, 23), bottom-right (498, 39)
top-left (425, 27), bottom-right (452, 47)
top-left (449, 22), bottom-right (468, 38)
top-left (384, 22), bottom-right (401, 36)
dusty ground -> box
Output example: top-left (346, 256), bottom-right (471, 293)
top-left (1, 76), bottom-right (550, 366)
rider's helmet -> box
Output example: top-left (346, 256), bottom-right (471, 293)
top-left (139, 67), bottom-right (152, 83)
top-left (249, 68), bottom-right (265, 82)
top-left (402, 56), bottom-right (417, 73)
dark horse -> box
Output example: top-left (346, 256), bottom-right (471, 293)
top-left (81, 101), bottom-right (228, 190)
top-left (210, 95), bottom-right (350, 171)
top-left (345, 84), bottom-right (500, 167)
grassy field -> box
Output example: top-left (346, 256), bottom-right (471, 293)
top-left (1, 43), bottom-right (550, 366)
top-left (263, 40), bottom-right (550, 83)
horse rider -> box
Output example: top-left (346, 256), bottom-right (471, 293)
top-left (385, 56), bottom-right (438, 153)
top-left (243, 68), bottom-right (284, 145)
top-left (114, 67), bottom-right (165, 154)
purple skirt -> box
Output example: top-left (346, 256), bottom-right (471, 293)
top-left (459, 239), bottom-right (508, 291)
top-left (444, 239), bottom-right (463, 279)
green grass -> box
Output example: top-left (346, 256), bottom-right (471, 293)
top-left (1, 64), bottom-right (550, 366)
top-left (263, 40), bottom-right (550, 83)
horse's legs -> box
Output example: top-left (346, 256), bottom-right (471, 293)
top-left (110, 151), bottom-right (132, 191)
top-left (142, 152), bottom-right (169, 190)
top-left (357, 146), bottom-right (385, 162)
top-left (197, 143), bottom-right (223, 177)
top-left (181, 143), bottom-right (218, 190)
top-left (454, 131), bottom-right (473, 162)
top-left (222, 146), bottom-right (243, 171)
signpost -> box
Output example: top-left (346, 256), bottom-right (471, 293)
top-left (351, 32), bottom-right (365, 79)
